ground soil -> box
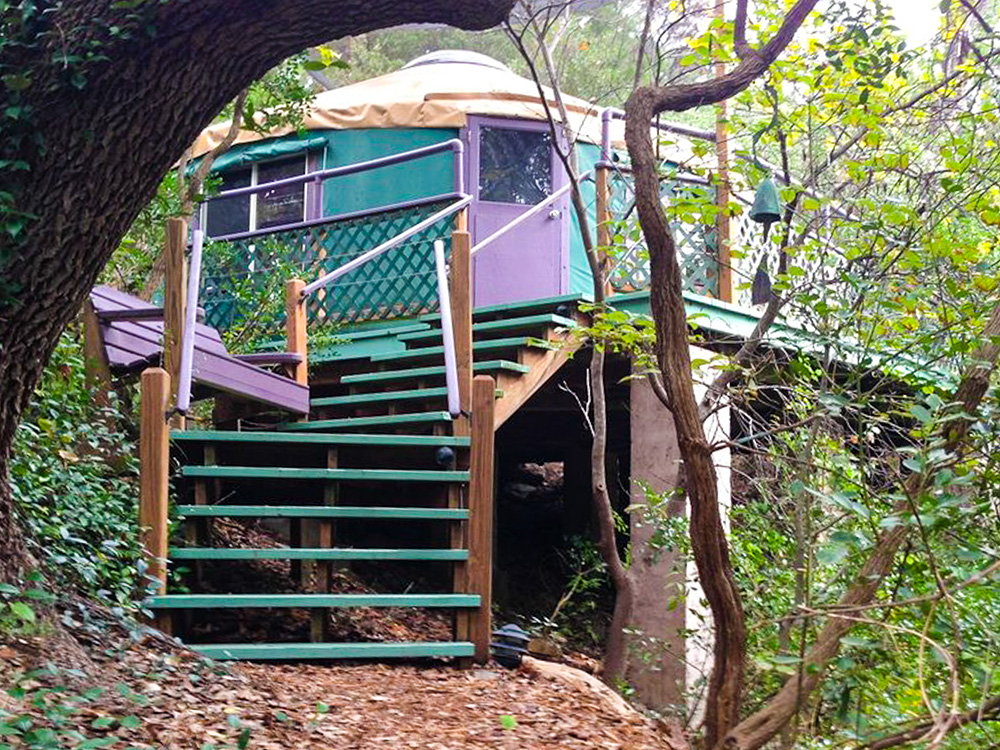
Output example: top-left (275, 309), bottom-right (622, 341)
top-left (0, 600), bottom-right (680, 749)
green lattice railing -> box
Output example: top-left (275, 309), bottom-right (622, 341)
top-left (606, 174), bottom-right (719, 298)
top-left (200, 199), bottom-right (454, 335)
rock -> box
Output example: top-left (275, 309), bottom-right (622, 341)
top-left (528, 637), bottom-right (562, 658)
top-left (519, 656), bottom-right (637, 720)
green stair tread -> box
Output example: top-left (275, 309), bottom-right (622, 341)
top-left (311, 387), bottom-right (503, 408)
top-left (169, 547), bottom-right (468, 561)
top-left (420, 292), bottom-right (592, 324)
top-left (370, 337), bottom-right (559, 364)
top-left (398, 314), bottom-right (578, 343)
top-left (278, 412), bottom-right (452, 431)
top-left (148, 594), bottom-right (481, 609)
top-left (171, 430), bottom-right (469, 447)
top-left (175, 505), bottom-right (469, 520)
top-left (255, 322), bottom-right (429, 351)
top-left (192, 642), bottom-right (475, 660)
top-left (179, 466), bottom-right (468, 482)
top-left (340, 360), bottom-right (529, 385)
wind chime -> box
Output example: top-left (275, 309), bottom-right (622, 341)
top-left (748, 86), bottom-right (784, 305)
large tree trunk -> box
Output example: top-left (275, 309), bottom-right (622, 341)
top-left (0, 0), bottom-right (514, 582)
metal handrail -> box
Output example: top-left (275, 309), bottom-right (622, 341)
top-left (433, 239), bottom-right (461, 418)
top-left (207, 139), bottom-right (466, 202)
top-left (175, 229), bottom-right (204, 416)
top-left (469, 173), bottom-right (591, 256)
top-left (301, 195), bottom-right (472, 297)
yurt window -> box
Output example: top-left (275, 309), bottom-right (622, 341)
top-left (204, 155), bottom-right (307, 237)
top-left (479, 127), bottom-right (552, 205)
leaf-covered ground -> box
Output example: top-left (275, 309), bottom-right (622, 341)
top-left (0, 601), bottom-right (679, 749)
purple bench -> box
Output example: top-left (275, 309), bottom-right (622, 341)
top-left (89, 285), bottom-right (309, 415)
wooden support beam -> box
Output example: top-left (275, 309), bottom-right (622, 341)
top-left (595, 166), bottom-right (613, 299)
top-left (140, 368), bottom-right (171, 631)
top-left (450, 227), bottom-right (472, 437)
top-left (285, 279), bottom-right (309, 385)
top-left (469, 375), bottom-right (496, 663)
top-left (312, 447), bottom-right (337, 642)
top-left (82, 299), bottom-right (113, 410)
top-left (163, 218), bottom-right (187, 429)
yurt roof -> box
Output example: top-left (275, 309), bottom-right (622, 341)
top-left (190, 50), bottom-right (622, 158)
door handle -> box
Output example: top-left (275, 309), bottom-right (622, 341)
top-left (548, 209), bottom-right (562, 220)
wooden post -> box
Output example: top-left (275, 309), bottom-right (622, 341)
top-left (312, 447), bottom-right (337, 642)
top-left (450, 222), bottom-right (472, 437)
top-left (285, 279), bottom-right (309, 385)
top-left (468, 375), bottom-right (496, 663)
top-left (163, 218), bottom-right (187, 429)
top-left (596, 166), bottom-right (613, 298)
top-left (82, 299), bottom-right (113, 410)
top-left (140, 368), bottom-right (171, 615)
top-left (714, 0), bottom-right (733, 303)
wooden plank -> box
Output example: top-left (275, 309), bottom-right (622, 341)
top-left (169, 548), bottom-right (469, 561)
top-left (234, 352), bottom-right (303, 365)
top-left (420, 292), bottom-right (592, 324)
top-left (341, 360), bottom-right (529, 385)
top-left (164, 218), bottom-right (187, 428)
top-left (191, 348), bottom-right (310, 414)
top-left (493, 330), bottom-right (584, 429)
top-left (279, 412), bottom-right (452, 431)
top-left (82, 299), bottom-right (113, 409)
top-left (398, 314), bottom-right (578, 344)
top-left (175, 505), bottom-right (470, 520)
top-left (139, 369), bottom-right (170, 606)
top-left (285, 279), bottom-right (309, 384)
top-left (171, 430), bottom-right (470, 447)
top-left (311, 387), bottom-right (455, 407)
top-left (148, 593), bottom-right (481, 609)
top-left (192, 641), bottom-right (475, 661)
top-left (313, 445), bottom-right (338, 641)
top-left (468, 375), bottom-right (496, 664)
top-left (370, 337), bottom-right (558, 365)
top-left (179, 466), bottom-right (469, 482)
top-left (450, 228), bottom-right (472, 437)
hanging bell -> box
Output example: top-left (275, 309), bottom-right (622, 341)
top-left (749, 175), bottom-right (781, 241)
top-left (751, 258), bottom-right (772, 306)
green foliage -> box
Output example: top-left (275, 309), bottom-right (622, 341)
top-left (10, 333), bottom-right (142, 605)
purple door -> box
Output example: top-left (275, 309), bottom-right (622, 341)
top-left (468, 117), bottom-right (568, 308)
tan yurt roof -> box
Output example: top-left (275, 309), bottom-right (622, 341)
top-left (191, 51), bottom-right (621, 159)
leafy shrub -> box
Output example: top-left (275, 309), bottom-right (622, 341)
top-left (10, 332), bottom-right (142, 605)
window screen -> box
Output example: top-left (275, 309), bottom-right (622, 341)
top-left (257, 157), bottom-right (306, 229)
top-left (478, 127), bottom-right (551, 205)
top-left (205, 167), bottom-right (251, 237)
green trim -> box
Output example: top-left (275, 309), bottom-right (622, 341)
top-left (277, 412), bottom-right (452, 431)
top-left (191, 641), bottom-right (475, 660)
top-left (398, 314), bottom-right (578, 344)
top-left (148, 593), bottom-right (481, 609)
top-left (171, 431), bottom-right (469, 447)
top-left (169, 548), bottom-right (468, 561)
top-left (175, 505), bottom-right (469, 520)
top-left (179, 466), bottom-right (468, 482)
top-left (311, 387), bottom-right (450, 407)
top-left (420, 292), bottom-right (592, 323)
top-left (370, 337), bottom-right (558, 364)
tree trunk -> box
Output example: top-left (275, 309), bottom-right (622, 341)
top-left (0, 0), bottom-right (514, 583)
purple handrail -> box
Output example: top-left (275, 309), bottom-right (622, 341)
top-left (175, 228), bottom-right (204, 416)
top-left (207, 139), bottom-right (465, 202)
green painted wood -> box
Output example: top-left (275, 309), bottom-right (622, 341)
top-left (398, 314), bottom-right (578, 344)
top-left (340, 360), bottom-right (529, 385)
top-left (311, 387), bottom-right (449, 407)
top-left (420, 292), bottom-right (592, 324)
top-left (171, 430), bottom-right (469, 447)
top-left (370, 337), bottom-right (558, 364)
top-left (169, 547), bottom-right (468, 561)
top-left (175, 505), bottom-right (469, 520)
top-left (278, 412), bottom-right (452, 431)
top-left (148, 593), bottom-right (481, 609)
top-left (179, 466), bottom-right (468, 482)
top-left (192, 641), bottom-right (475, 660)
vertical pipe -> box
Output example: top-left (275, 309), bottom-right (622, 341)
top-left (435, 239), bottom-right (461, 419)
top-left (468, 375), bottom-right (496, 663)
top-left (139, 367), bottom-right (171, 596)
top-left (175, 229), bottom-right (203, 415)
top-left (163, 218), bottom-right (187, 426)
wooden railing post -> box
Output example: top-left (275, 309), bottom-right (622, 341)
top-left (450, 218), bottom-right (472, 436)
top-left (714, 0), bottom-right (733, 304)
top-left (285, 279), bottom-right (309, 385)
top-left (595, 165), bottom-right (613, 298)
top-left (468, 375), bottom-right (496, 663)
top-left (140, 368), bottom-right (170, 604)
top-left (82, 299), bottom-right (112, 410)
top-left (163, 218), bottom-right (187, 428)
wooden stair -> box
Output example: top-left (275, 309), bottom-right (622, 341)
top-left (148, 294), bottom-right (587, 662)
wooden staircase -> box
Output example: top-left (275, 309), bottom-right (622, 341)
top-left (145, 294), bottom-right (585, 662)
